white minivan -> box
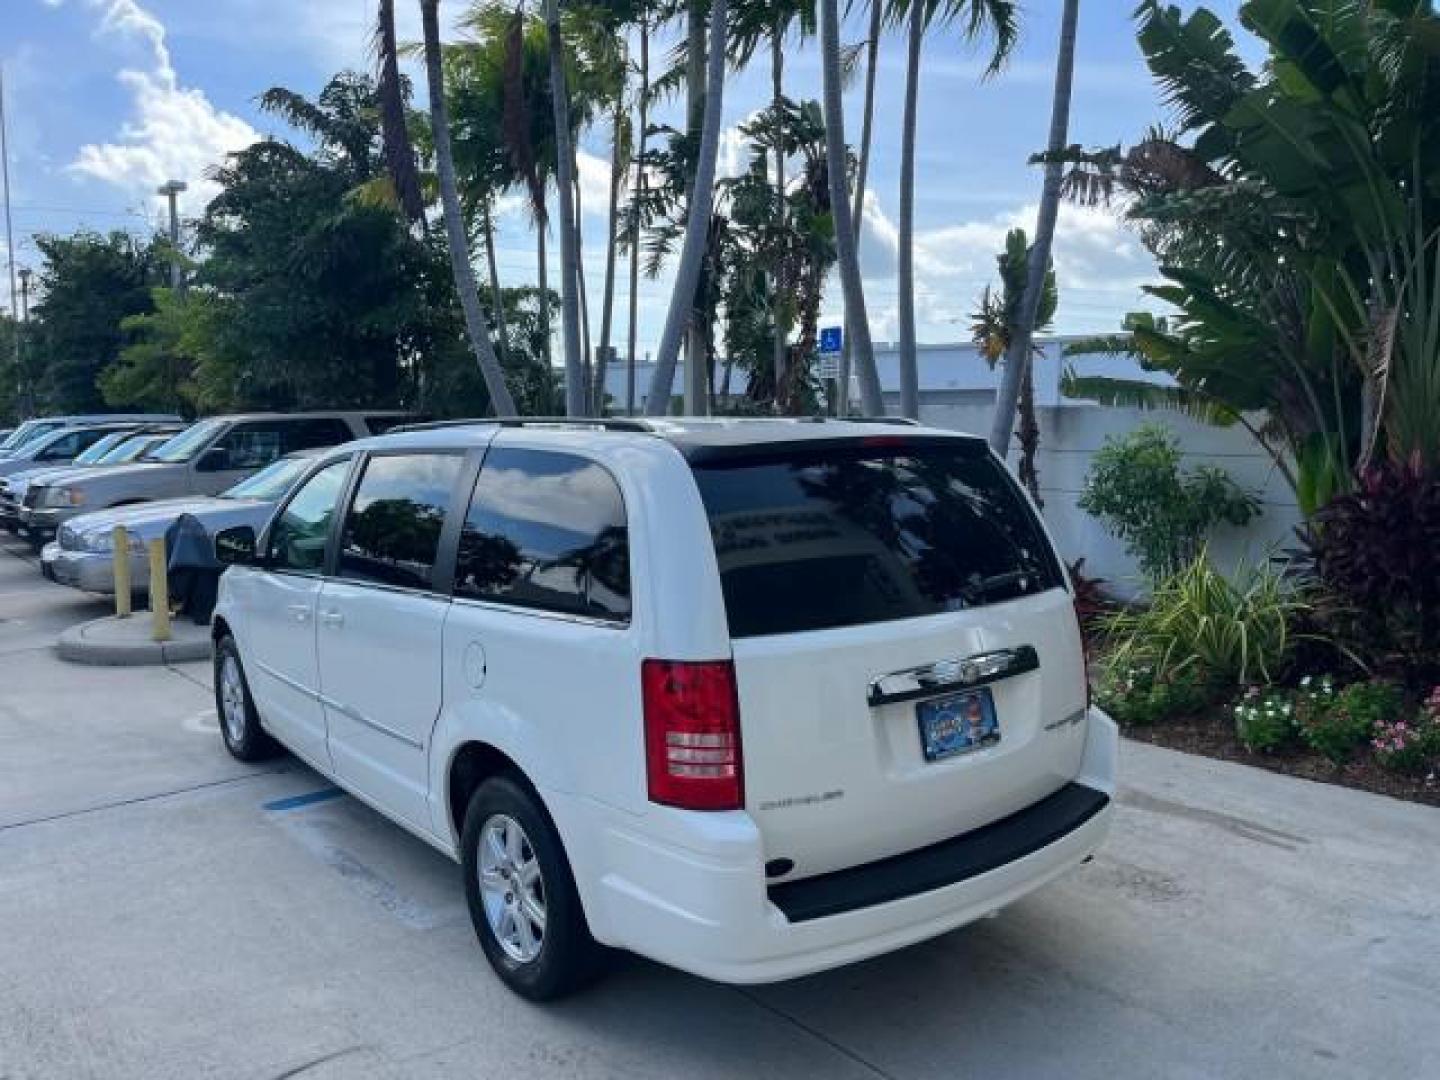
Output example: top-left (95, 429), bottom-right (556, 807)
top-left (210, 418), bottom-right (1116, 999)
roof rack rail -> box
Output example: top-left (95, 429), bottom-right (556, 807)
top-left (387, 416), bottom-right (657, 435)
top-left (833, 416), bottom-right (922, 427)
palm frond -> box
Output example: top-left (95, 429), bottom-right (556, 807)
top-left (1060, 370), bottom-right (1240, 427)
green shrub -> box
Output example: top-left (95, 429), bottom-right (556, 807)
top-left (1371, 687), bottom-right (1440, 774)
top-left (1302, 461), bottom-right (1440, 685)
top-left (1097, 662), bottom-right (1213, 727)
top-left (1299, 680), bottom-right (1402, 764)
top-left (1078, 425), bottom-right (1260, 583)
top-left (1102, 556), bottom-right (1303, 691)
top-left (1232, 688), bottom-right (1296, 753)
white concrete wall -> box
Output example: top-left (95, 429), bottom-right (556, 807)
top-left (605, 338), bottom-right (1301, 596)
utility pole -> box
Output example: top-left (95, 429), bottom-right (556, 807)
top-left (156, 180), bottom-right (187, 292)
top-left (2, 64), bottom-right (20, 418)
top-left (16, 266), bottom-right (29, 416)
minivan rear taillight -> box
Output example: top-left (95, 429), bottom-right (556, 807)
top-left (642, 659), bottom-right (743, 811)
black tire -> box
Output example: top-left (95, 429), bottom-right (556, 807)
top-left (213, 635), bottom-right (280, 762)
top-left (460, 773), bottom-right (602, 1000)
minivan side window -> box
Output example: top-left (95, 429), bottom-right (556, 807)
top-left (337, 453), bottom-right (464, 591)
top-left (266, 460), bottom-right (350, 573)
top-left (455, 447), bottom-right (630, 621)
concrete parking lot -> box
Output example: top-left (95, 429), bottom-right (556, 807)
top-left (1, 534), bottom-right (1437, 1080)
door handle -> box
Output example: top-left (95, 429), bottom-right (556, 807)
top-left (285, 604), bottom-right (311, 624)
top-left (319, 609), bottom-right (345, 629)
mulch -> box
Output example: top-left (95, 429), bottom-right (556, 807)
top-left (1123, 709), bottom-right (1440, 808)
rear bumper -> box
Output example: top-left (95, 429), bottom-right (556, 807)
top-left (551, 708), bottom-right (1117, 984)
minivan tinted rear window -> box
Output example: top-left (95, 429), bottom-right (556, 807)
top-left (691, 440), bottom-right (1062, 638)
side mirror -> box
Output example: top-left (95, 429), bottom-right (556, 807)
top-left (196, 446), bottom-right (231, 473)
top-left (214, 525), bottom-right (260, 567)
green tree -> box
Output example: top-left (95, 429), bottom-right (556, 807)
top-left (193, 73), bottom-right (488, 412)
top-left (1079, 424), bottom-right (1260, 584)
top-left (27, 231), bottom-right (163, 412)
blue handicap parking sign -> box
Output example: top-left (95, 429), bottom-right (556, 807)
top-left (820, 326), bottom-right (843, 354)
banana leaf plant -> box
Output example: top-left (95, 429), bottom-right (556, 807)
top-left (1047, 0), bottom-right (1440, 515)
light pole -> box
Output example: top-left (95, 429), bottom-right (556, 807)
top-left (156, 180), bottom-right (188, 293)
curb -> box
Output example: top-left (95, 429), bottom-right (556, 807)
top-left (57, 615), bottom-right (213, 667)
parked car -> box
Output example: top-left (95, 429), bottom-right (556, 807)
top-left (42, 450), bottom-right (324, 596)
top-left (209, 418), bottom-right (1117, 1000)
top-left (20, 411), bottom-right (403, 539)
top-left (0, 413), bottom-right (182, 458)
top-left (0, 422), bottom-right (156, 481)
top-left (1, 428), bottom-right (182, 534)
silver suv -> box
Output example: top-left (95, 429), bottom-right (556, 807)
top-left (20, 412), bottom-right (408, 539)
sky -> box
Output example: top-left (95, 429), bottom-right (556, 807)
top-left (0, 0), bottom-right (1254, 360)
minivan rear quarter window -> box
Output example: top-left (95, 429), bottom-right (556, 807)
top-left (690, 439), bottom-right (1062, 638)
top-left (455, 447), bottom-right (630, 621)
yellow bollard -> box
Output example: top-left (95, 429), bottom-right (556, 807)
top-left (148, 538), bottom-right (171, 643)
top-left (112, 526), bottom-right (132, 618)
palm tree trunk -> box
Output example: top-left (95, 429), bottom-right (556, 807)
top-left (542, 0), bottom-right (584, 417)
top-left (770, 24), bottom-right (787, 406)
top-left (1017, 357), bottom-right (1041, 504)
top-left (990, 0), bottom-right (1078, 455)
top-left (819, 0), bottom-right (883, 416)
top-left (375, 0), bottom-right (425, 228)
top-left (644, 0), bottom-right (729, 416)
top-left (419, 0), bottom-right (517, 416)
top-left (573, 167), bottom-right (594, 413)
top-left (683, 0), bottom-right (709, 416)
top-left (594, 94), bottom-right (625, 415)
top-left (537, 196), bottom-right (551, 370)
top-left (839, 0), bottom-right (883, 417)
top-left (481, 201), bottom-right (508, 367)
top-left (625, 19), bottom-right (650, 416)
top-left (897, 5), bottom-right (923, 421)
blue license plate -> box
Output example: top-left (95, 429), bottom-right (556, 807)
top-left (917, 689), bottom-right (1000, 762)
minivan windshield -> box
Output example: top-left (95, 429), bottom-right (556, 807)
top-left (142, 419), bottom-right (226, 464)
top-left (221, 455), bottom-right (313, 502)
top-left (690, 439), bottom-right (1063, 638)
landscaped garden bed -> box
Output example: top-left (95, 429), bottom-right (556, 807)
top-left (1076, 431), bottom-right (1440, 809)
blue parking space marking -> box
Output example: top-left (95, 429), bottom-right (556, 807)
top-left (263, 787), bottom-right (345, 812)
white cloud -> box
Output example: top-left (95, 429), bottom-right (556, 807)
top-left (58, 0), bottom-right (258, 215)
top-left (848, 197), bottom-right (1151, 340)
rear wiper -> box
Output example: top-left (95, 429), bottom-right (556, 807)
top-left (962, 570), bottom-right (1033, 603)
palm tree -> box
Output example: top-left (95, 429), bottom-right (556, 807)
top-left (990, 0), bottom-right (1078, 454)
top-left (541, 0), bottom-right (585, 416)
top-left (624, 15), bottom-right (651, 415)
top-left (896, 0), bottom-right (1018, 421)
top-left (644, 0), bottom-right (730, 416)
top-left (419, 0), bottom-right (517, 415)
top-left (818, 0), bottom-right (883, 416)
top-left (839, 0), bottom-right (884, 414)
top-left (972, 228), bottom-right (1056, 503)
